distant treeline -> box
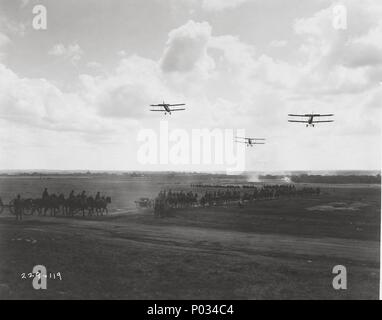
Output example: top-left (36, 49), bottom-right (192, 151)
top-left (291, 174), bottom-right (381, 184)
top-left (0, 171), bottom-right (243, 180)
top-left (259, 175), bottom-right (286, 180)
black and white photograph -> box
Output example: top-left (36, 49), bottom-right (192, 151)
top-left (0, 0), bottom-right (381, 304)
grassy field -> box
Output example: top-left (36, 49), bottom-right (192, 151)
top-left (0, 175), bottom-right (380, 299)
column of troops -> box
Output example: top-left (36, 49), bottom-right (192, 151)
top-left (154, 184), bottom-right (320, 217)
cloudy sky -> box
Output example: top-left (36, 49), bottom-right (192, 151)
top-left (0, 0), bottom-right (381, 172)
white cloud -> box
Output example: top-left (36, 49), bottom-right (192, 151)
top-left (0, 32), bottom-right (10, 48)
top-left (269, 40), bottom-right (287, 48)
top-left (20, 0), bottom-right (30, 8)
top-left (0, 63), bottom-right (115, 135)
top-left (48, 43), bottom-right (84, 65)
top-left (0, 32), bottom-right (10, 61)
top-left (117, 50), bottom-right (127, 57)
top-left (180, 0), bottom-right (251, 11)
top-left (86, 61), bottom-right (102, 69)
top-left (201, 0), bottom-right (249, 11)
top-left (0, 15), bottom-right (26, 38)
top-left (292, 1), bottom-right (382, 95)
top-left (160, 20), bottom-right (214, 75)
top-left (80, 55), bottom-right (175, 120)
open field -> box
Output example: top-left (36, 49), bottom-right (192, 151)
top-left (0, 175), bottom-right (380, 299)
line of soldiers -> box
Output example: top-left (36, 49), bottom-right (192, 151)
top-left (200, 185), bottom-right (320, 205)
top-left (156, 190), bottom-right (198, 207)
top-left (200, 190), bottom-right (241, 206)
top-left (154, 190), bottom-right (199, 217)
top-left (42, 188), bottom-right (103, 202)
top-left (154, 184), bottom-right (321, 214)
top-left (240, 185), bottom-right (320, 201)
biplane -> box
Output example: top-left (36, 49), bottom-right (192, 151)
top-left (150, 101), bottom-right (186, 115)
top-left (288, 113), bottom-right (334, 127)
top-left (235, 137), bottom-right (266, 147)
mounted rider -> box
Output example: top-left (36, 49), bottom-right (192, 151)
top-left (42, 188), bottom-right (49, 200)
top-left (80, 190), bottom-right (86, 200)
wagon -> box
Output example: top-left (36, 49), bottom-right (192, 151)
top-left (0, 198), bottom-right (13, 215)
top-left (0, 198), bottom-right (35, 216)
top-left (134, 197), bottom-right (153, 208)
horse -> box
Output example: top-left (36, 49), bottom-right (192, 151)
top-left (64, 196), bottom-right (89, 217)
top-left (91, 197), bottom-right (111, 216)
top-left (31, 195), bottom-right (61, 216)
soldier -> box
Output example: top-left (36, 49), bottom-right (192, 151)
top-left (95, 192), bottom-right (101, 201)
top-left (14, 194), bottom-right (23, 221)
top-left (42, 188), bottom-right (49, 200)
top-left (154, 199), bottom-right (160, 217)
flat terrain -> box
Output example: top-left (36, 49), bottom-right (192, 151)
top-left (0, 176), bottom-right (380, 299)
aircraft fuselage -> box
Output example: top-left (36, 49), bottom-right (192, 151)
top-left (163, 104), bottom-right (171, 114)
top-left (306, 115), bottom-right (315, 127)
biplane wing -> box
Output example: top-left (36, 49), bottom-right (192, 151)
top-left (150, 108), bottom-right (185, 111)
top-left (235, 140), bottom-right (265, 144)
top-left (313, 114), bottom-right (334, 117)
top-left (235, 137), bottom-right (266, 140)
top-left (288, 113), bottom-right (334, 117)
top-left (288, 120), bottom-right (308, 123)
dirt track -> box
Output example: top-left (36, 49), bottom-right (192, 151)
top-left (0, 208), bottom-right (379, 299)
top-left (3, 215), bottom-right (378, 263)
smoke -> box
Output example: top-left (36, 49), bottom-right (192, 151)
top-left (246, 173), bottom-right (260, 182)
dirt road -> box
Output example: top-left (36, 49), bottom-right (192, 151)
top-left (0, 212), bottom-right (379, 299)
